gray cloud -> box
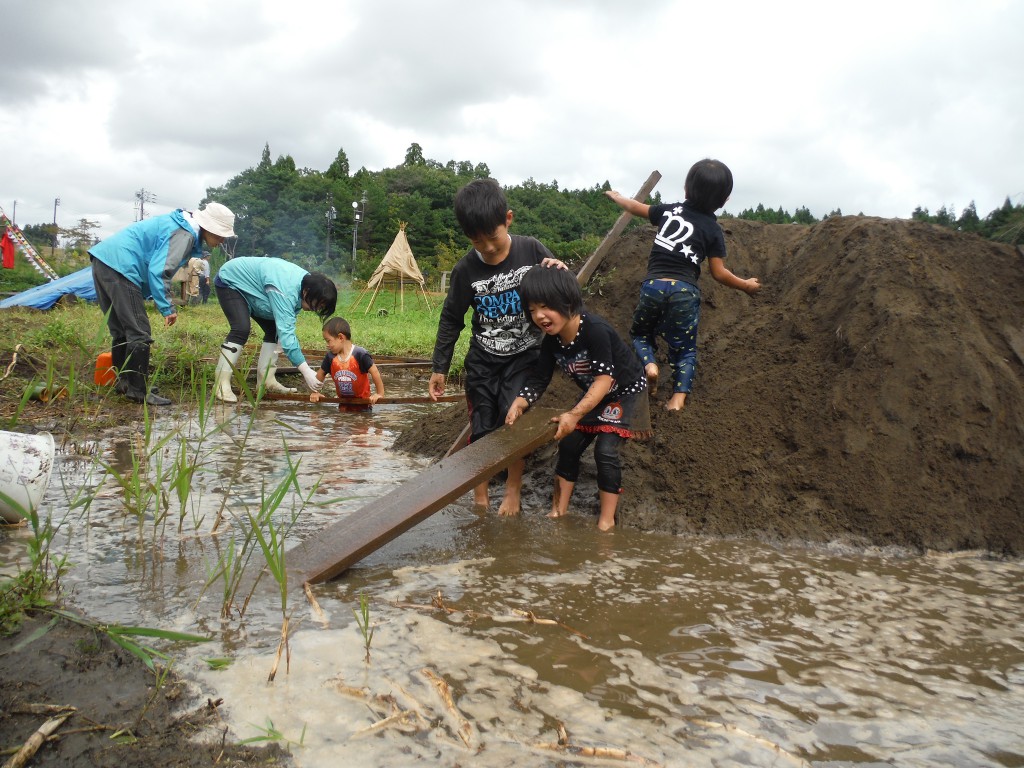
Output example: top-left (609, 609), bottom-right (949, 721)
top-left (2, 0), bottom-right (1021, 238)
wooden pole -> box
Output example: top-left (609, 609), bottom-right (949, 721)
top-left (575, 170), bottom-right (661, 285)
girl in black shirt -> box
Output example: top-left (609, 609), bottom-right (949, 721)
top-left (506, 266), bottom-right (649, 531)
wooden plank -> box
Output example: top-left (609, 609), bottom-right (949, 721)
top-left (261, 392), bottom-right (463, 406)
top-left (286, 406), bottom-right (560, 584)
top-left (575, 170), bottom-right (661, 286)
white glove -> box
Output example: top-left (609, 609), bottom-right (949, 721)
top-left (298, 361), bottom-right (323, 392)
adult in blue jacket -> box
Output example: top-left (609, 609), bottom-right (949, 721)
top-left (89, 202), bottom-right (236, 405)
top-left (213, 256), bottom-right (337, 402)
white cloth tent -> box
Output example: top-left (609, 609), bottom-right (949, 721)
top-left (351, 222), bottom-right (432, 313)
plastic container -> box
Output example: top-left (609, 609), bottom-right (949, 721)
top-left (95, 351), bottom-right (116, 386)
top-left (0, 430), bottom-right (56, 523)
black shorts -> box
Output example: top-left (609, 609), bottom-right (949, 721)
top-left (464, 345), bottom-right (540, 443)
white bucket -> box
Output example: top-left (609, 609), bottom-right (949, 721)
top-left (0, 430), bottom-right (56, 523)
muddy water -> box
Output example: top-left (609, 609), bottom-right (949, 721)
top-left (6, 389), bottom-right (1024, 767)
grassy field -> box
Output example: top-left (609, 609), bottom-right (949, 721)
top-left (0, 287), bottom-right (467, 428)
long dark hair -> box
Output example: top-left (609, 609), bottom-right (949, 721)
top-left (301, 273), bottom-right (337, 320)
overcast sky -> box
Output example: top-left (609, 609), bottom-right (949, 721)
top-left (2, 0), bottom-right (1021, 241)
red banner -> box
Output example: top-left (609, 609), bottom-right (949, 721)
top-left (1, 229), bottom-right (15, 269)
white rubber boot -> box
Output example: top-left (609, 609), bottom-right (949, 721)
top-left (257, 342), bottom-right (297, 394)
top-left (215, 343), bottom-right (241, 402)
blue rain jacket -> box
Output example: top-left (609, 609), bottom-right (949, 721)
top-left (216, 257), bottom-right (309, 366)
top-left (88, 210), bottom-right (201, 317)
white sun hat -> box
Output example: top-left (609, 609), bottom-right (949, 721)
top-left (193, 202), bottom-right (236, 238)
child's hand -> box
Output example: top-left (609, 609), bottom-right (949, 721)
top-left (540, 257), bottom-right (568, 271)
top-left (428, 373), bottom-right (447, 401)
top-left (743, 277), bottom-right (762, 295)
top-left (310, 392), bottom-right (323, 403)
top-left (369, 393), bottom-right (381, 405)
top-left (505, 397), bottom-right (528, 426)
top-left (553, 411), bottom-right (580, 440)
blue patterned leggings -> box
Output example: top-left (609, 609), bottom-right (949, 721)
top-left (629, 279), bottom-right (701, 394)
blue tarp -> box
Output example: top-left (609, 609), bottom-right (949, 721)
top-left (0, 267), bottom-right (97, 309)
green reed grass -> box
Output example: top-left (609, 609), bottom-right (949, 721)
top-left (353, 592), bottom-right (375, 664)
top-left (0, 499), bottom-right (69, 635)
top-left (239, 718), bottom-right (306, 748)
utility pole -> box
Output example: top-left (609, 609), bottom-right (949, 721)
top-left (11, 200), bottom-right (16, 226)
top-left (135, 189), bottom-right (156, 221)
top-left (51, 197), bottom-right (60, 257)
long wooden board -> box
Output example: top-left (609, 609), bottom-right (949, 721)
top-left (285, 406), bottom-right (560, 584)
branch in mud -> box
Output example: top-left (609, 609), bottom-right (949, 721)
top-left (531, 719), bottom-right (663, 766)
top-left (3, 713), bottom-right (73, 768)
top-left (1, 343), bottom-right (23, 381)
top-left (420, 668), bottom-right (475, 749)
top-left (330, 676), bottom-right (428, 737)
top-left (686, 718), bottom-right (812, 767)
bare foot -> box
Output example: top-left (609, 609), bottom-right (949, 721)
top-left (472, 502), bottom-right (489, 515)
top-left (645, 363), bottom-right (659, 395)
top-left (665, 393), bottom-right (687, 411)
top-left (498, 492), bottom-right (521, 517)
top-left (547, 508), bottom-right (568, 519)
top-left (597, 517), bottom-right (616, 531)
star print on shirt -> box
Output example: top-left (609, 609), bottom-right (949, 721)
top-left (680, 244), bottom-right (697, 263)
top-left (672, 206), bottom-right (684, 215)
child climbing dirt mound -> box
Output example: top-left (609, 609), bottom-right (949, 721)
top-left (394, 216), bottom-right (1024, 555)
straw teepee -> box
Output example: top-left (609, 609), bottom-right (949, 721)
top-left (350, 222), bottom-right (431, 313)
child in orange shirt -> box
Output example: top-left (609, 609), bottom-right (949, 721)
top-left (310, 317), bottom-right (385, 411)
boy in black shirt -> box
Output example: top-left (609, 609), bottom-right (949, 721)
top-left (429, 179), bottom-right (565, 515)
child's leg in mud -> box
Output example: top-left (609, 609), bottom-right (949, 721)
top-left (597, 490), bottom-right (619, 531)
top-left (594, 432), bottom-right (624, 530)
top-left (473, 480), bottom-right (489, 510)
top-left (549, 476), bottom-right (574, 518)
top-left (498, 457), bottom-right (525, 517)
top-left (552, 431), bottom-right (592, 518)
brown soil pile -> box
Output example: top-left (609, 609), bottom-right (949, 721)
top-left (394, 217), bottom-right (1024, 555)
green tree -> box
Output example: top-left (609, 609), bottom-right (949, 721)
top-left (403, 143), bottom-right (426, 166)
top-left (327, 148), bottom-right (350, 179)
top-left (956, 201), bottom-right (981, 234)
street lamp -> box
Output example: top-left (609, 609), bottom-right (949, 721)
top-left (325, 195), bottom-right (337, 261)
top-left (351, 192), bottom-right (366, 278)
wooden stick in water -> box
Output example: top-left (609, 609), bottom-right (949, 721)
top-left (260, 392), bottom-right (464, 405)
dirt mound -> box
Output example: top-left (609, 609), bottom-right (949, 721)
top-left (393, 217), bottom-right (1024, 555)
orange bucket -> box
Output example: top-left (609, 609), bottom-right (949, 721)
top-left (94, 351), bottom-right (117, 386)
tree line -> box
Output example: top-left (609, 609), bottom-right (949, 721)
top-left (9, 143), bottom-right (1023, 288)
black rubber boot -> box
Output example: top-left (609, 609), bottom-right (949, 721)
top-left (123, 344), bottom-right (171, 406)
top-left (112, 339), bottom-right (129, 395)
